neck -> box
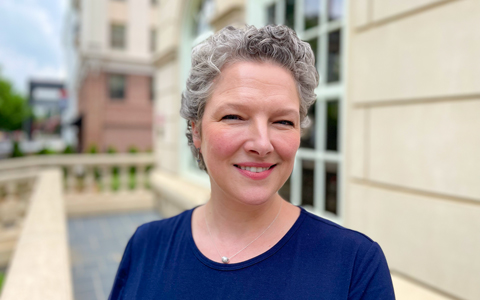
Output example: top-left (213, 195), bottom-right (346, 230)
top-left (205, 193), bottom-right (284, 241)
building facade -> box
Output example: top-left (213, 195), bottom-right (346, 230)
top-left (66, 0), bottom-right (158, 152)
top-left (151, 0), bottom-right (479, 299)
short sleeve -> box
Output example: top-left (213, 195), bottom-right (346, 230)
top-left (348, 242), bottom-right (395, 300)
top-left (108, 233), bottom-right (134, 300)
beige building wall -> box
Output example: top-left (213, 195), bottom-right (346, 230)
top-left (153, 0), bottom-right (245, 174)
top-left (346, 1), bottom-right (480, 299)
top-left (152, 0), bottom-right (479, 298)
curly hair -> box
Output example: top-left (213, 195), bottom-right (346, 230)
top-left (180, 24), bottom-right (319, 171)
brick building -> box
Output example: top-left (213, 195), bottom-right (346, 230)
top-left (66, 0), bottom-right (157, 152)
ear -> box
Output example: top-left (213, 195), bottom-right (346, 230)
top-left (191, 121), bottom-right (202, 149)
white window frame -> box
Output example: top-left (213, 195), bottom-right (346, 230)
top-left (247, 0), bottom-right (347, 224)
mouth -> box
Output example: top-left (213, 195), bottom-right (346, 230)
top-left (233, 164), bottom-right (277, 173)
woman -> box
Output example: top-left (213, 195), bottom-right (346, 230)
top-left (109, 25), bottom-right (395, 299)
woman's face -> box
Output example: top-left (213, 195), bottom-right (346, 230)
top-left (192, 61), bottom-right (301, 206)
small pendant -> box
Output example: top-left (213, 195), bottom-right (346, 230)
top-left (221, 256), bottom-right (230, 264)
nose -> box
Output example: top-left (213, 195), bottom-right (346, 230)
top-left (244, 120), bottom-right (274, 157)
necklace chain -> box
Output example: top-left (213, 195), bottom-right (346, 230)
top-left (204, 202), bottom-right (283, 264)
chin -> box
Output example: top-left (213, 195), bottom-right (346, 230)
top-left (232, 189), bottom-right (280, 207)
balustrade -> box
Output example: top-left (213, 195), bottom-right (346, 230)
top-left (0, 154), bottom-right (154, 196)
top-left (0, 172), bottom-right (36, 230)
top-left (0, 153), bottom-right (155, 297)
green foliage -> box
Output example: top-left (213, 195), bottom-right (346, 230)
top-left (10, 141), bottom-right (24, 158)
top-left (37, 147), bottom-right (56, 155)
top-left (86, 144), bottom-right (98, 154)
top-left (0, 76), bottom-right (31, 131)
top-left (0, 271), bottom-right (4, 292)
top-left (107, 146), bottom-right (117, 154)
top-left (63, 144), bottom-right (75, 154)
top-left (128, 146), bottom-right (139, 154)
top-left (127, 147), bottom-right (138, 186)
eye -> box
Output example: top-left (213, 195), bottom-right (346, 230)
top-left (221, 114), bottom-right (242, 120)
top-left (275, 120), bottom-right (294, 126)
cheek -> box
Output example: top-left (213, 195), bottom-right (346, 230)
top-left (202, 127), bottom-right (242, 160)
top-left (273, 132), bottom-right (300, 160)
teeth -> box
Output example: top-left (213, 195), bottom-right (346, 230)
top-left (240, 166), bottom-right (269, 173)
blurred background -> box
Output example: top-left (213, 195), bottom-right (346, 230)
top-left (0, 0), bottom-right (478, 299)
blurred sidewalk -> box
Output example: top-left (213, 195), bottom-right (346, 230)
top-left (68, 211), bottom-right (161, 300)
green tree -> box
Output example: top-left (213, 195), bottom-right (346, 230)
top-left (0, 76), bottom-right (30, 131)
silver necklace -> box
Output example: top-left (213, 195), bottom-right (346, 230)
top-left (204, 202), bottom-right (283, 264)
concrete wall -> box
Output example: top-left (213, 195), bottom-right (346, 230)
top-left (346, 1), bottom-right (480, 299)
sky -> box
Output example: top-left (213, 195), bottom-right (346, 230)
top-left (0, 0), bottom-right (68, 95)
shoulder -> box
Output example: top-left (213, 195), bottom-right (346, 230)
top-left (297, 208), bottom-right (385, 263)
top-left (299, 209), bottom-right (394, 298)
top-left (301, 208), bottom-right (375, 246)
top-left (130, 208), bottom-right (193, 246)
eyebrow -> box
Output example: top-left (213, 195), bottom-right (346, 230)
top-left (217, 102), bottom-right (299, 116)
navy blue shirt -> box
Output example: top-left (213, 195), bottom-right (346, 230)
top-left (109, 207), bottom-right (395, 299)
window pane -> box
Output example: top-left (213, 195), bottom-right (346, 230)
top-left (300, 102), bottom-right (315, 149)
top-left (306, 37), bottom-right (318, 70)
top-left (327, 29), bottom-right (341, 83)
top-left (304, 0), bottom-right (320, 30)
top-left (328, 0), bottom-right (343, 21)
top-left (325, 162), bottom-right (338, 214)
top-left (193, 0), bottom-right (215, 37)
top-left (325, 100), bottom-right (338, 151)
top-left (150, 29), bottom-right (156, 52)
top-left (267, 3), bottom-right (276, 25)
top-left (285, 0), bottom-right (295, 29)
top-left (278, 174), bottom-right (291, 202)
top-left (301, 160), bottom-right (315, 207)
top-left (109, 74), bottom-right (126, 99)
top-left (111, 24), bottom-right (126, 49)
top-left (150, 76), bottom-right (155, 101)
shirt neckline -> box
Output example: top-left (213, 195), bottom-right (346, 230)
top-left (187, 205), bottom-right (307, 271)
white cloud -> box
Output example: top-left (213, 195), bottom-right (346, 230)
top-left (0, 1), bottom-right (56, 41)
top-left (0, 0), bottom-right (66, 94)
top-left (0, 45), bottom-right (65, 94)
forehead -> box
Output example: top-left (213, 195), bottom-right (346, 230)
top-left (208, 61), bottom-right (300, 110)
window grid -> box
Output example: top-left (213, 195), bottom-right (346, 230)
top-left (265, 0), bottom-right (344, 221)
top-left (108, 74), bottom-right (126, 100)
top-left (110, 24), bottom-right (126, 50)
top-left (150, 29), bottom-right (157, 52)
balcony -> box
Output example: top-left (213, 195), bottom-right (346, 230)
top-left (0, 153), bottom-right (160, 299)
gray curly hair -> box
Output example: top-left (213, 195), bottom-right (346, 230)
top-left (180, 24), bottom-right (319, 171)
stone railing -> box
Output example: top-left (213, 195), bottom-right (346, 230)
top-left (1, 169), bottom-right (73, 300)
top-left (0, 153), bottom-right (155, 298)
top-left (0, 171), bottom-right (37, 267)
top-left (0, 153), bottom-right (154, 193)
top-left (0, 154), bottom-right (156, 217)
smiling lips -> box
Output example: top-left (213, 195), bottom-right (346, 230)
top-left (234, 163), bottom-right (276, 180)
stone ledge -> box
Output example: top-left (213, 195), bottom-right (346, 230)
top-left (66, 191), bottom-right (155, 218)
top-left (1, 169), bottom-right (73, 300)
top-left (150, 170), bottom-right (210, 218)
top-left (392, 273), bottom-right (452, 300)
top-left (0, 228), bottom-right (20, 268)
